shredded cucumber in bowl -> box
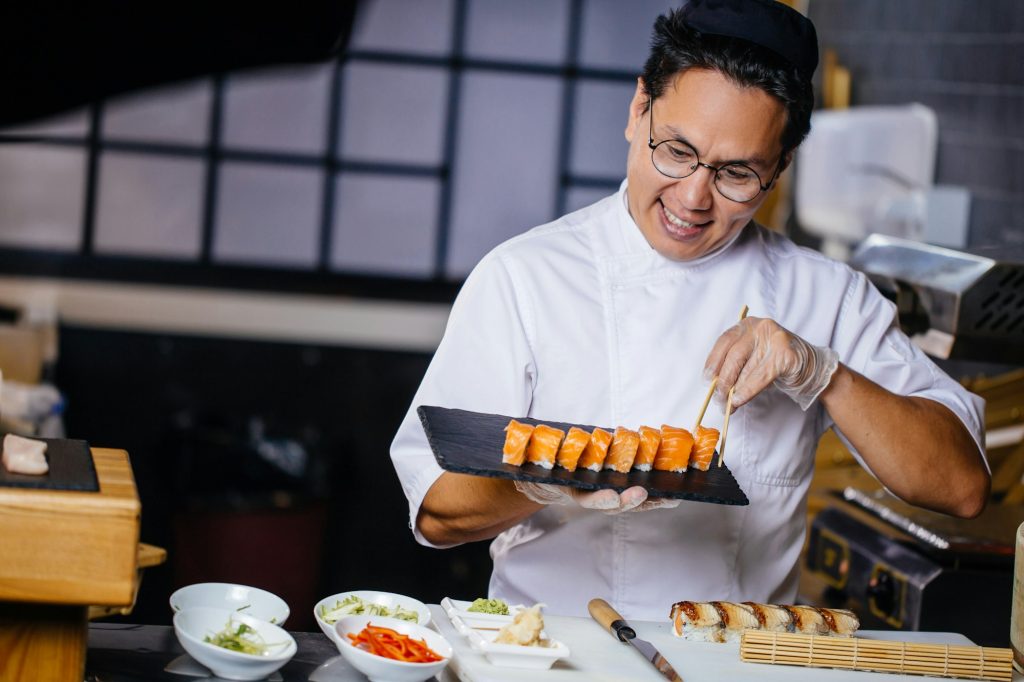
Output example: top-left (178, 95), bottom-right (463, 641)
top-left (204, 619), bottom-right (287, 656)
top-left (319, 595), bottom-right (419, 624)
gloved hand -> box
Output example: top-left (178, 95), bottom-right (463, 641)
top-left (514, 481), bottom-right (680, 513)
top-left (704, 316), bottom-right (839, 411)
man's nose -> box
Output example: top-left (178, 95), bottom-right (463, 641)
top-left (669, 164), bottom-right (715, 211)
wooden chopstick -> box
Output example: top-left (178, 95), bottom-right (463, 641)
top-left (717, 386), bottom-right (735, 467)
top-left (696, 305), bottom-right (749, 434)
top-left (693, 376), bottom-right (718, 433)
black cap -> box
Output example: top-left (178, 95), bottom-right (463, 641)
top-left (679, 0), bottom-right (819, 80)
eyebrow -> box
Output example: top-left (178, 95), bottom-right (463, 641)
top-left (657, 122), bottom-right (773, 169)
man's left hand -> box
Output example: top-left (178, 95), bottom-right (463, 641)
top-left (703, 316), bottom-right (839, 411)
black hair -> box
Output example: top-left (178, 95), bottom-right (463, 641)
top-left (640, 8), bottom-right (814, 156)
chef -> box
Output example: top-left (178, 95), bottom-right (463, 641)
top-left (390, 0), bottom-right (989, 619)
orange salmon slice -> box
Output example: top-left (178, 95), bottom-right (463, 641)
top-left (525, 424), bottom-right (565, 469)
top-left (556, 427), bottom-right (590, 472)
top-left (604, 427), bottom-right (640, 472)
top-left (502, 419), bottom-right (535, 466)
top-left (634, 426), bottom-right (661, 471)
top-left (578, 428), bottom-right (613, 471)
top-left (691, 425), bottom-right (720, 471)
top-left (653, 425), bottom-right (694, 473)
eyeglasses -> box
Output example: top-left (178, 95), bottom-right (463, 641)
top-left (647, 102), bottom-right (781, 203)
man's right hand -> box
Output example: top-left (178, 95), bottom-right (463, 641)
top-left (514, 481), bottom-right (680, 513)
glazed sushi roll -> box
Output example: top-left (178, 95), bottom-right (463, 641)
top-left (670, 601), bottom-right (725, 642)
top-left (711, 602), bottom-right (760, 643)
top-left (690, 425), bottom-right (720, 471)
top-left (821, 608), bottom-right (860, 636)
top-left (502, 419), bottom-right (535, 466)
top-left (577, 428), bottom-right (613, 472)
top-left (604, 427), bottom-right (640, 473)
top-left (785, 605), bottom-right (831, 636)
top-left (743, 602), bottom-right (795, 633)
top-left (556, 426), bottom-right (591, 472)
top-left (672, 601), bottom-right (860, 641)
top-left (653, 425), bottom-right (694, 473)
top-left (633, 426), bottom-right (661, 471)
top-left (525, 424), bottom-right (565, 470)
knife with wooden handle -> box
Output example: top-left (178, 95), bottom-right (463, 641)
top-left (589, 598), bottom-right (684, 682)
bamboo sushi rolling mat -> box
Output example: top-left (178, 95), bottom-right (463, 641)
top-left (739, 631), bottom-right (1013, 681)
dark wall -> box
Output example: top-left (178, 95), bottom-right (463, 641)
top-left (808, 0), bottom-right (1024, 248)
top-left (56, 325), bottom-right (492, 631)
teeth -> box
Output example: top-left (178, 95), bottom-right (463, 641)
top-left (663, 205), bottom-right (694, 228)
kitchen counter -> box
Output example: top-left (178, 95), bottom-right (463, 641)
top-left (84, 607), bottom-right (1020, 682)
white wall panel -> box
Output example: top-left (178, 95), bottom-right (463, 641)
top-left (570, 80), bottom-right (634, 177)
top-left (350, 0), bottom-right (454, 56)
top-left (332, 173), bottom-right (439, 277)
top-left (465, 0), bottom-right (569, 64)
top-left (446, 72), bottom-right (562, 276)
top-left (214, 163), bottom-right (322, 267)
top-left (103, 81), bottom-right (211, 145)
top-left (341, 64), bottom-right (448, 165)
top-left (0, 145), bottom-right (84, 250)
top-left (579, 0), bottom-right (675, 71)
top-left (222, 65), bottom-right (332, 154)
top-left (94, 152), bottom-right (204, 259)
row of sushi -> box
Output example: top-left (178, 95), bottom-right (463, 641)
top-left (671, 601), bottom-right (860, 643)
top-left (502, 419), bottom-right (721, 473)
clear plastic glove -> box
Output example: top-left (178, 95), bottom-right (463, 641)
top-left (704, 316), bottom-right (839, 411)
top-left (514, 481), bottom-right (680, 514)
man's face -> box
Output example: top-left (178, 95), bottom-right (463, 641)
top-left (624, 68), bottom-right (788, 262)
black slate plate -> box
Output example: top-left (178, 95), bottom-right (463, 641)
top-left (417, 405), bottom-right (748, 506)
top-left (0, 437), bottom-right (98, 492)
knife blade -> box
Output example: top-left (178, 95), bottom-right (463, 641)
top-left (588, 598), bottom-right (683, 682)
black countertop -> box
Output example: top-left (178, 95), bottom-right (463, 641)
top-left (85, 623), bottom-right (353, 681)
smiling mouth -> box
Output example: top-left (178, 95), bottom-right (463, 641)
top-left (660, 202), bottom-right (709, 237)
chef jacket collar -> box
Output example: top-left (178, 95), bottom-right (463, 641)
top-left (616, 180), bottom-right (747, 267)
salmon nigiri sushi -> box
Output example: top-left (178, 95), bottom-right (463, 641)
top-left (633, 426), bottom-right (661, 471)
top-left (556, 426), bottom-right (590, 472)
top-left (525, 424), bottom-right (565, 470)
top-left (577, 428), bottom-right (613, 472)
top-left (604, 427), bottom-right (640, 473)
top-left (691, 425), bottom-right (720, 471)
top-left (653, 425), bottom-right (694, 473)
top-left (502, 419), bottom-right (535, 466)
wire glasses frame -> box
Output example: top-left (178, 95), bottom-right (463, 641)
top-left (647, 102), bottom-right (782, 203)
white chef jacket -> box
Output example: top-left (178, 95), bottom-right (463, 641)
top-left (390, 182), bottom-right (985, 620)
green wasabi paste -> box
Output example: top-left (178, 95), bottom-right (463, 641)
top-left (467, 598), bottom-right (509, 615)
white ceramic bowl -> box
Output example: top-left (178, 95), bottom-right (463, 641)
top-left (334, 615), bottom-right (451, 682)
top-left (173, 607), bottom-right (297, 681)
top-left (463, 620), bottom-right (570, 669)
top-left (314, 590), bottom-right (430, 652)
top-left (170, 583), bottom-right (290, 626)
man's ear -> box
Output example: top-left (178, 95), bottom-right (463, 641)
top-left (771, 150), bottom-right (795, 186)
top-left (624, 77), bottom-right (648, 143)
top-left (780, 150), bottom-right (795, 174)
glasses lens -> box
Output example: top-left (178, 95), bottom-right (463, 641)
top-left (715, 164), bottom-right (762, 202)
top-left (651, 140), bottom-right (698, 179)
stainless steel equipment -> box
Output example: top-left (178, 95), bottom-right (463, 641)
top-left (849, 234), bottom-right (1024, 363)
top-left (805, 488), bottom-right (1022, 647)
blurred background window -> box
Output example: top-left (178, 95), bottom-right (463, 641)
top-left (0, 0), bottom-right (669, 300)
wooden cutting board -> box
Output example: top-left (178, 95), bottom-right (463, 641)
top-left (429, 605), bottom-right (1021, 682)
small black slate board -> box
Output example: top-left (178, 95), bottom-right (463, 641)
top-left (0, 438), bottom-right (98, 492)
top-left (417, 405), bottom-right (748, 506)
